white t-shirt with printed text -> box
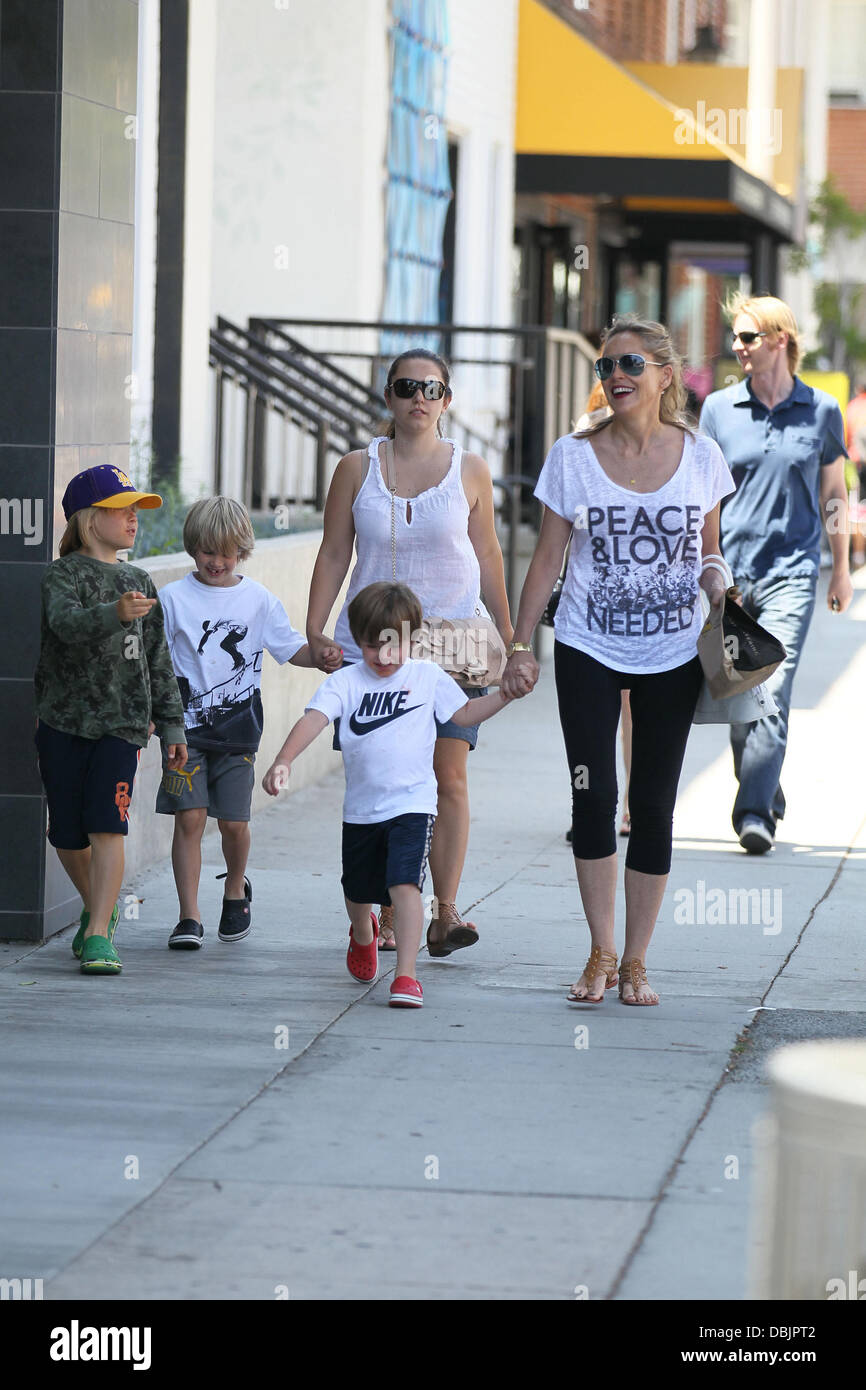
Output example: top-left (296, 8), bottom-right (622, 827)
top-left (534, 430), bottom-right (735, 674)
top-left (306, 657), bottom-right (467, 823)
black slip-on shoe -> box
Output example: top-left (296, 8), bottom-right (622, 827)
top-left (168, 918), bottom-right (204, 949)
top-left (217, 875), bottom-right (252, 942)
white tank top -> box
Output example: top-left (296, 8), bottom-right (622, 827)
top-left (333, 436), bottom-right (489, 662)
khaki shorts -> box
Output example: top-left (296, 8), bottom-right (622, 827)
top-left (156, 747), bottom-right (256, 821)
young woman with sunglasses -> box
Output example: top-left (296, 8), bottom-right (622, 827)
top-left (501, 314), bottom-right (735, 1006)
top-left (305, 350), bottom-right (513, 956)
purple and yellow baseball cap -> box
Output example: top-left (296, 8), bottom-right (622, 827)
top-left (62, 464), bottom-right (163, 521)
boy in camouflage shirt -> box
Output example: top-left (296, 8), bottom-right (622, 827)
top-left (34, 465), bottom-right (187, 974)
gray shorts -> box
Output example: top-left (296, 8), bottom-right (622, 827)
top-left (156, 747), bottom-right (256, 821)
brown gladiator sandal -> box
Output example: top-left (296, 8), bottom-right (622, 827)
top-left (618, 958), bottom-right (659, 1006)
top-left (426, 900), bottom-right (479, 957)
top-left (566, 945), bottom-right (619, 1004)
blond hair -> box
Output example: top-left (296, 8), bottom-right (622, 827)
top-left (576, 314), bottom-right (693, 437)
top-left (183, 497), bottom-right (255, 561)
top-left (725, 292), bottom-right (800, 374)
top-left (59, 506), bottom-right (101, 557)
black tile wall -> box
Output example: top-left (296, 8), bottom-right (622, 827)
top-left (0, 93), bottom-right (58, 209)
top-left (0, 329), bottom-right (54, 446)
top-left (0, 678), bottom-right (42, 797)
top-left (0, 561), bottom-right (44, 678)
top-left (0, 211), bottom-right (55, 329)
top-left (0, 0), bottom-right (61, 93)
top-left (0, 0), bottom-right (138, 939)
top-left (0, 795), bottom-right (46, 913)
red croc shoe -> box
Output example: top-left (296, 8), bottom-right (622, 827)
top-left (389, 975), bottom-right (423, 1008)
top-left (347, 912), bottom-right (379, 983)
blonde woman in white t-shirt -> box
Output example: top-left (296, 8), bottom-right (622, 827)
top-left (306, 350), bottom-right (514, 957)
top-left (502, 315), bottom-right (734, 1006)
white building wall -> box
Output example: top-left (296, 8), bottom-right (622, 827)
top-left (444, 0), bottom-right (519, 471)
top-left (193, 0), bottom-right (519, 494)
top-left (209, 0), bottom-right (389, 328)
top-left (779, 0), bottom-right (831, 354)
top-left (178, 0), bottom-right (218, 498)
top-left (130, 0), bottom-right (160, 483)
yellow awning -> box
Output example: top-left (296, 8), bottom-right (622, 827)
top-left (515, 0), bottom-right (795, 239)
top-left (516, 0), bottom-right (747, 166)
top-left (626, 63), bottom-right (803, 199)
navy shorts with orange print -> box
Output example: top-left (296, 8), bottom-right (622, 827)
top-left (35, 722), bottom-right (141, 849)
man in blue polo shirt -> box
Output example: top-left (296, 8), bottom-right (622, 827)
top-left (700, 294), bottom-right (851, 854)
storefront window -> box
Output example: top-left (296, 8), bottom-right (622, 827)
top-left (614, 259), bottom-right (661, 321)
top-left (668, 243), bottom-right (750, 407)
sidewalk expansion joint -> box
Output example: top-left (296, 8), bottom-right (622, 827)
top-left (44, 966), bottom-right (392, 1289)
top-left (605, 812), bottom-right (866, 1301)
top-left (459, 832), bottom-right (571, 917)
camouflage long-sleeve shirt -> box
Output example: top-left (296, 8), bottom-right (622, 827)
top-left (34, 554), bottom-right (186, 748)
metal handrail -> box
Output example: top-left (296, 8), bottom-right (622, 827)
top-left (207, 316), bottom-right (595, 599)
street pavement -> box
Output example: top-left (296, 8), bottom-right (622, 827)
top-left (2, 572), bottom-right (865, 1302)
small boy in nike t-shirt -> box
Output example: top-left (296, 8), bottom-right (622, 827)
top-left (263, 581), bottom-right (525, 1008)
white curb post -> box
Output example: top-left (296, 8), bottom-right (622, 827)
top-left (750, 1041), bottom-right (866, 1299)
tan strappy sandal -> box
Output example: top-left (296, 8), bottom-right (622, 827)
top-left (618, 958), bottom-right (659, 1006)
top-left (379, 903), bottom-right (397, 951)
top-left (566, 945), bottom-right (618, 1004)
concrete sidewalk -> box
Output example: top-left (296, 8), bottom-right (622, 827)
top-left (2, 573), bottom-right (865, 1301)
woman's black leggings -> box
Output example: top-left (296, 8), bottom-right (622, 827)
top-left (554, 641), bottom-right (703, 875)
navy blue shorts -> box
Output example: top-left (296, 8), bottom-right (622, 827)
top-left (35, 722), bottom-right (141, 849)
top-left (341, 812), bottom-right (435, 907)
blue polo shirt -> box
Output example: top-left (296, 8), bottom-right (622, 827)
top-left (700, 377), bottom-right (846, 582)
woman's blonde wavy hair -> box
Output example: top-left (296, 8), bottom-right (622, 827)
top-left (575, 314), bottom-right (693, 438)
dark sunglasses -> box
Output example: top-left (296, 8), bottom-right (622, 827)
top-left (732, 331), bottom-right (766, 346)
top-left (594, 353), bottom-right (664, 381)
top-left (389, 377), bottom-right (448, 400)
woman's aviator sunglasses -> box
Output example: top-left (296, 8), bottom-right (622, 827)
top-left (389, 377), bottom-right (448, 400)
top-left (594, 353), bottom-right (664, 382)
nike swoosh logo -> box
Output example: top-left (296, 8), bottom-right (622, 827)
top-left (348, 704), bottom-right (423, 736)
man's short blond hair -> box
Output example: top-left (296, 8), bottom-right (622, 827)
top-left (725, 292), bottom-right (801, 374)
top-left (183, 497), bottom-right (255, 561)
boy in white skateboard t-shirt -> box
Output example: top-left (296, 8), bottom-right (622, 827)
top-left (157, 497), bottom-right (320, 950)
top-left (262, 582), bottom-right (526, 1007)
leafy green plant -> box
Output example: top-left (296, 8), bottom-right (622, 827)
top-left (787, 178), bottom-right (866, 376)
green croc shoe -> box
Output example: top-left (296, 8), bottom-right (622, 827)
top-left (80, 935), bottom-right (122, 974)
top-left (72, 902), bottom-right (119, 959)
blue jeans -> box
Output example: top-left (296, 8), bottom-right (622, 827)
top-left (729, 574), bottom-right (816, 835)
